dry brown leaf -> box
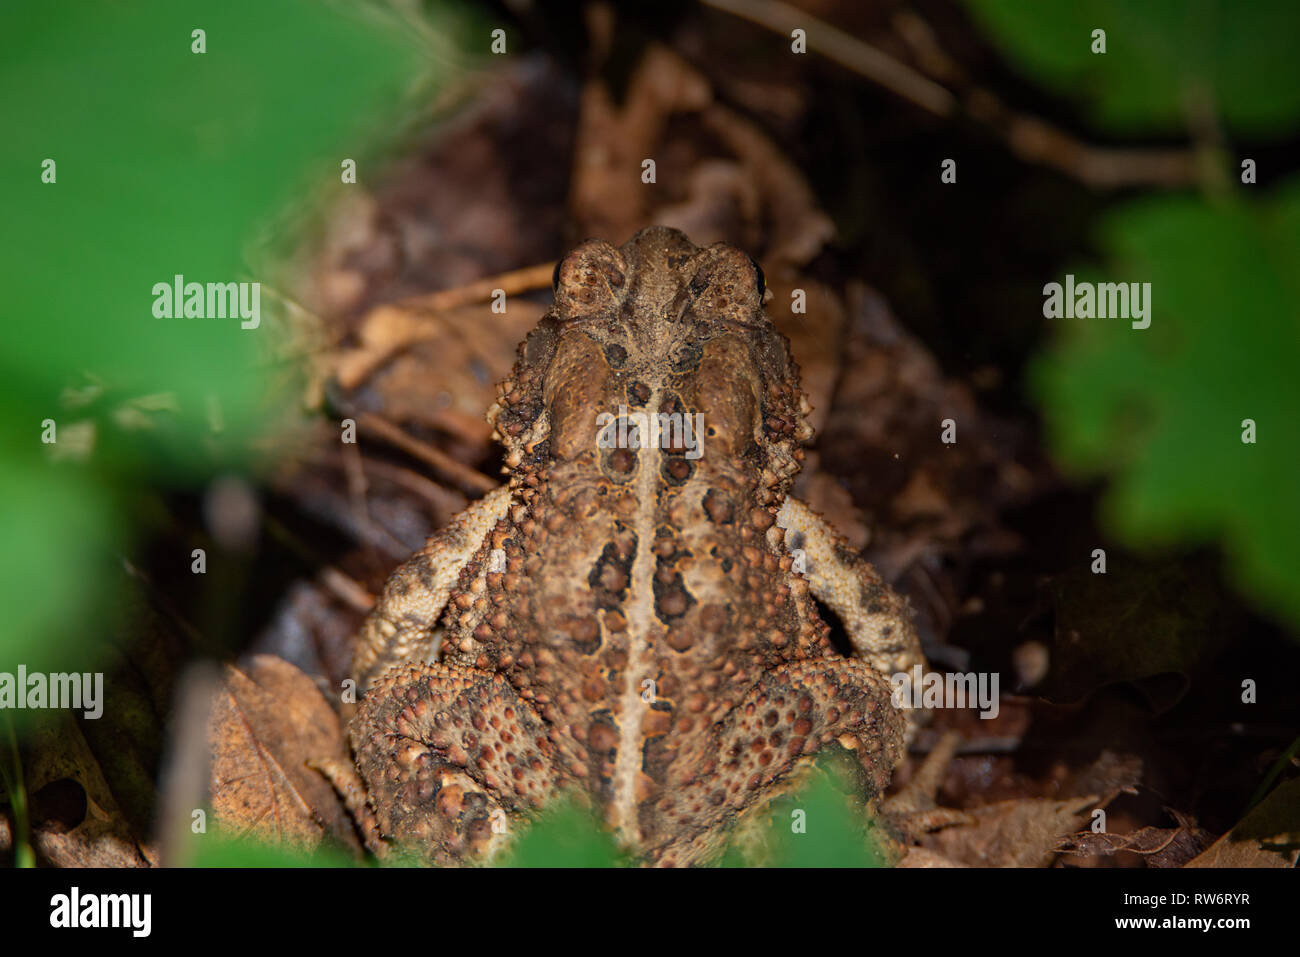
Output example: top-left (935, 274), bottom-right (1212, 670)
top-left (1066, 750), bottom-right (1143, 807)
top-left (7, 575), bottom-right (194, 867)
top-left (1185, 778), bottom-right (1300, 868)
top-left (821, 282), bottom-right (1034, 584)
top-left (570, 35), bottom-right (713, 241)
top-left (207, 655), bottom-right (357, 853)
top-left (897, 846), bottom-right (968, 868)
top-left (770, 277), bottom-right (846, 436)
top-left (696, 103), bottom-right (834, 269)
top-left (1058, 809), bottom-right (1213, 867)
top-left (928, 795), bottom-right (1098, 867)
top-left (655, 159), bottom-right (764, 251)
top-left (335, 300), bottom-right (541, 448)
top-left (23, 716), bottom-right (152, 867)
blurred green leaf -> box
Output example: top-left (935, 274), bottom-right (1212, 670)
top-left (0, 0), bottom-right (428, 471)
top-left (493, 757), bottom-right (888, 866)
top-left (194, 828), bottom-right (356, 867)
top-left (721, 757), bottom-right (889, 867)
top-left (0, 464), bottom-right (119, 678)
top-left (495, 798), bottom-right (627, 867)
top-left (1032, 180), bottom-right (1300, 632)
top-left (0, 0), bottom-right (435, 670)
top-left (965, 0), bottom-right (1300, 135)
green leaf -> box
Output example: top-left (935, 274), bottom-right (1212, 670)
top-left (964, 0), bottom-right (1300, 135)
top-left (722, 756), bottom-right (890, 867)
top-left (496, 759), bottom-right (888, 867)
top-left (194, 829), bottom-right (357, 868)
top-left (0, 462), bottom-right (120, 681)
top-left (0, 0), bottom-right (429, 472)
top-left (495, 798), bottom-right (627, 867)
top-left (0, 0), bottom-right (437, 669)
top-left (1032, 180), bottom-right (1300, 632)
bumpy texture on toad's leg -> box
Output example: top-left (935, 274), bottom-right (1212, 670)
top-left (352, 486), bottom-right (513, 689)
top-left (650, 658), bottom-right (904, 866)
top-left (350, 662), bottom-right (565, 864)
top-left (776, 496), bottom-right (926, 678)
top-left (311, 755), bottom-right (386, 855)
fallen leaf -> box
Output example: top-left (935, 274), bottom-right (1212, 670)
top-left (928, 795), bottom-right (1097, 867)
top-left (22, 716), bottom-right (151, 867)
top-left (207, 655), bottom-right (357, 853)
top-left (1065, 749), bottom-right (1143, 807)
top-left (897, 846), bottom-right (968, 867)
top-left (1058, 809), bottom-right (1213, 867)
top-left (1185, 778), bottom-right (1300, 867)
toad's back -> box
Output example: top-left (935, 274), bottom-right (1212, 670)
top-left (350, 227), bottom-right (920, 866)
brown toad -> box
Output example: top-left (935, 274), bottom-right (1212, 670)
top-left (345, 226), bottom-right (925, 865)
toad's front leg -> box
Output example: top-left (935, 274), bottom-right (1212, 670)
top-left (352, 485), bottom-right (513, 689)
top-left (776, 496), bottom-right (926, 678)
top-left (351, 662), bottom-right (566, 864)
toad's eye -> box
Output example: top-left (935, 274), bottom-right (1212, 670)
top-left (749, 256), bottom-right (766, 298)
top-left (552, 259), bottom-right (563, 292)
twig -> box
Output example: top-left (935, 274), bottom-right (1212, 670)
top-left (347, 454), bottom-right (466, 514)
top-left (341, 435), bottom-right (387, 581)
top-left (356, 411), bottom-right (498, 496)
top-left (318, 566), bottom-right (377, 615)
top-left (333, 262), bottom-right (552, 392)
top-left (155, 663), bottom-right (221, 868)
top-left (702, 0), bottom-right (1200, 189)
top-left (391, 261), bottom-right (555, 315)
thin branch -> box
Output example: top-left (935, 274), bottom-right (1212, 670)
top-left (702, 0), bottom-right (1200, 189)
top-left (356, 411), bottom-right (498, 497)
top-left (704, 0), bottom-right (955, 115)
top-left (392, 261), bottom-right (555, 315)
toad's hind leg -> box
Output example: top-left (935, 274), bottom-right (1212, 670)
top-left (352, 485), bottom-right (513, 689)
top-left (653, 658), bottom-right (904, 866)
top-left (351, 662), bottom-right (564, 864)
top-left (776, 496), bottom-right (925, 678)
